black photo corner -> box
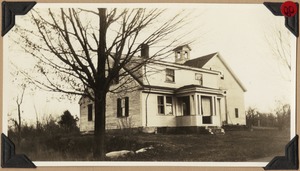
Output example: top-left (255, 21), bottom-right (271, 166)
top-left (263, 1), bottom-right (299, 170)
top-left (1, 133), bottom-right (36, 168)
top-left (1, 1), bottom-right (37, 168)
top-left (0, 0), bottom-right (299, 169)
top-left (2, 1), bottom-right (36, 36)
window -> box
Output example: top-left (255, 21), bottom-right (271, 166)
top-left (195, 73), bottom-right (203, 85)
top-left (157, 96), bottom-right (173, 115)
top-left (88, 104), bottom-right (93, 121)
top-left (157, 96), bottom-right (164, 114)
top-left (166, 69), bottom-right (175, 82)
top-left (235, 108), bottom-right (239, 118)
top-left (117, 97), bottom-right (129, 117)
top-left (201, 96), bottom-right (212, 116)
top-left (165, 96), bottom-right (173, 115)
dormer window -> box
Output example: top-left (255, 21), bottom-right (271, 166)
top-left (166, 68), bottom-right (175, 82)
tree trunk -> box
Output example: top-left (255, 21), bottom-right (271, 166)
top-left (93, 90), bottom-right (106, 160)
top-left (93, 8), bottom-right (107, 160)
top-left (17, 104), bottom-right (21, 146)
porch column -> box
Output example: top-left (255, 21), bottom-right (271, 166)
top-left (190, 95), bottom-right (194, 115)
top-left (194, 94), bottom-right (198, 115)
top-left (212, 96), bottom-right (216, 116)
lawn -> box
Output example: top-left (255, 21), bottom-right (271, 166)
top-left (14, 129), bottom-right (290, 162)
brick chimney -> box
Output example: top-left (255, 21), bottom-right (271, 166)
top-left (141, 44), bottom-right (149, 58)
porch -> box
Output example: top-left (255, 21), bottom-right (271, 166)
top-left (174, 85), bottom-right (226, 127)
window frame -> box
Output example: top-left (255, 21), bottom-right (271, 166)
top-left (165, 68), bottom-right (175, 83)
top-left (235, 108), bottom-right (239, 118)
top-left (87, 104), bottom-right (93, 121)
top-left (195, 73), bottom-right (203, 85)
top-left (165, 96), bottom-right (173, 115)
top-left (157, 96), bottom-right (174, 115)
top-left (117, 97), bottom-right (129, 118)
top-left (157, 96), bottom-right (165, 114)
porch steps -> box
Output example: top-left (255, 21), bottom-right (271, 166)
top-left (205, 126), bottom-right (225, 135)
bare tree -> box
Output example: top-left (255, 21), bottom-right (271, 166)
top-left (13, 84), bottom-right (26, 145)
top-left (13, 8), bottom-right (195, 159)
top-left (265, 22), bottom-right (291, 81)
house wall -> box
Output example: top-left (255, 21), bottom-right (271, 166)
top-left (79, 88), bottom-right (143, 133)
top-left (144, 63), bottom-right (219, 89)
top-left (203, 56), bottom-right (246, 125)
top-left (141, 93), bottom-right (176, 127)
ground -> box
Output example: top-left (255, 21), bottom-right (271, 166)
top-left (12, 129), bottom-right (290, 162)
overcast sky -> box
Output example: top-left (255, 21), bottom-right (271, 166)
top-left (4, 3), bottom-right (296, 125)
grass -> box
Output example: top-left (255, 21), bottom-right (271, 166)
top-left (13, 129), bottom-right (290, 162)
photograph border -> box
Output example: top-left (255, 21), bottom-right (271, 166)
top-left (1, 0), bottom-right (299, 170)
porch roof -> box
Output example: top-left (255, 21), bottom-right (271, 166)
top-left (141, 84), bottom-right (224, 96)
top-left (175, 84), bottom-right (224, 95)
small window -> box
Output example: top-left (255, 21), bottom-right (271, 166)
top-left (166, 69), bottom-right (175, 82)
top-left (195, 73), bottom-right (203, 85)
top-left (88, 104), bottom-right (93, 121)
top-left (117, 97), bottom-right (129, 117)
top-left (157, 96), bottom-right (165, 114)
top-left (235, 108), bottom-right (239, 118)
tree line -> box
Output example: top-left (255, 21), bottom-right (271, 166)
top-left (246, 104), bottom-right (290, 130)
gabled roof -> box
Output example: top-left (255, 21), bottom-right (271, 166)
top-left (183, 52), bottom-right (247, 92)
top-left (183, 52), bottom-right (217, 68)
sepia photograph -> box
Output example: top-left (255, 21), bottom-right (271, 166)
top-left (2, 3), bottom-right (297, 166)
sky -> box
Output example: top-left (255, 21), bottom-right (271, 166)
top-left (3, 3), bottom-right (296, 126)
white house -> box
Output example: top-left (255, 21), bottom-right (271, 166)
top-left (79, 45), bottom-right (247, 134)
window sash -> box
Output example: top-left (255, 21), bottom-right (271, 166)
top-left (195, 73), bottom-right (203, 85)
top-left (117, 97), bottom-right (129, 117)
top-left (166, 69), bottom-right (175, 82)
top-left (88, 104), bottom-right (93, 121)
top-left (165, 96), bottom-right (173, 115)
top-left (157, 96), bottom-right (165, 114)
top-left (235, 108), bottom-right (239, 118)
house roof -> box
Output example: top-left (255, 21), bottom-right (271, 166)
top-left (173, 44), bottom-right (192, 51)
top-left (182, 52), bottom-right (247, 92)
top-left (183, 52), bottom-right (217, 68)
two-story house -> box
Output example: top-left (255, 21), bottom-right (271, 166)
top-left (79, 45), bottom-right (247, 134)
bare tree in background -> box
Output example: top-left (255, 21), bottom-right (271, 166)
top-left (10, 84), bottom-right (26, 145)
top-left (265, 23), bottom-right (291, 81)
top-left (13, 8), bottom-right (195, 159)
